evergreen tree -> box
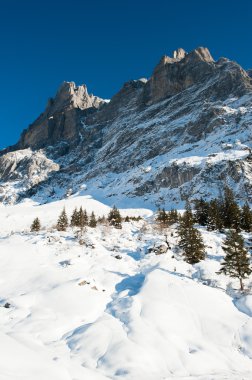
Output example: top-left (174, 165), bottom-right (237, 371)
top-left (156, 208), bottom-right (169, 227)
top-left (168, 209), bottom-right (179, 224)
top-left (70, 207), bottom-right (79, 227)
top-left (108, 206), bottom-right (122, 229)
top-left (57, 207), bottom-right (68, 231)
top-left (78, 207), bottom-right (88, 229)
top-left (194, 198), bottom-right (209, 226)
top-left (207, 199), bottom-right (223, 231)
top-left (124, 216), bottom-right (130, 222)
top-left (178, 202), bottom-right (205, 264)
top-left (223, 187), bottom-right (241, 230)
top-left (97, 215), bottom-right (106, 225)
top-left (241, 202), bottom-right (252, 232)
top-left (157, 208), bottom-right (166, 223)
top-left (89, 211), bottom-right (97, 228)
top-left (218, 229), bottom-right (251, 290)
top-left (180, 201), bottom-right (194, 228)
top-left (83, 209), bottom-right (88, 225)
top-left (156, 208), bottom-right (179, 226)
top-left (31, 217), bottom-right (41, 232)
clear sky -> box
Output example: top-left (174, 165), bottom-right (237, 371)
top-left (0, 0), bottom-right (251, 149)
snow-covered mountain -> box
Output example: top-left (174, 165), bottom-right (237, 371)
top-left (1, 52), bottom-right (252, 379)
top-left (1, 47), bottom-right (252, 207)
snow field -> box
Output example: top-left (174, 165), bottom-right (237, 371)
top-left (0, 195), bottom-right (252, 379)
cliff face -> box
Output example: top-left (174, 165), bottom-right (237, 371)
top-left (1, 47), bottom-right (252, 207)
top-left (15, 82), bottom-right (105, 151)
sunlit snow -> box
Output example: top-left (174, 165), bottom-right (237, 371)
top-left (0, 196), bottom-right (252, 379)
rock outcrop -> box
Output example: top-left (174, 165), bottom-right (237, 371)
top-left (12, 82), bottom-right (106, 151)
top-left (0, 149), bottom-right (59, 203)
top-left (173, 48), bottom-right (187, 60)
top-left (142, 47), bottom-right (250, 105)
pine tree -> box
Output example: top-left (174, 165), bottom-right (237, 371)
top-left (156, 208), bottom-right (169, 228)
top-left (56, 207), bottom-right (68, 231)
top-left (31, 217), bottom-right (41, 232)
top-left (78, 207), bottom-right (88, 229)
top-left (207, 199), bottom-right (223, 231)
top-left (108, 206), bottom-right (122, 229)
top-left (223, 187), bottom-right (241, 230)
top-left (241, 202), bottom-right (252, 232)
top-left (97, 215), bottom-right (106, 225)
top-left (70, 207), bottom-right (79, 227)
top-left (156, 208), bottom-right (179, 226)
top-left (83, 209), bottom-right (88, 225)
top-left (89, 211), bottom-right (97, 228)
top-left (124, 216), bottom-right (130, 222)
top-left (168, 209), bottom-right (179, 224)
top-left (155, 208), bottom-right (167, 237)
top-left (178, 202), bottom-right (205, 264)
top-left (194, 198), bottom-right (209, 226)
top-left (180, 201), bottom-right (194, 228)
top-left (218, 229), bottom-right (251, 290)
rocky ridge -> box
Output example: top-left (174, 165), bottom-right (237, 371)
top-left (0, 47), bottom-right (252, 207)
top-left (6, 82), bottom-right (106, 152)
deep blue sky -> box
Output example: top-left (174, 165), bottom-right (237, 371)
top-left (1, 0), bottom-right (251, 149)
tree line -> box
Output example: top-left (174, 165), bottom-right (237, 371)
top-left (30, 187), bottom-right (252, 291)
top-left (30, 205), bottom-right (142, 233)
top-left (156, 187), bottom-right (252, 233)
top-left (155, 187), bottom-right (252, 291)
top-left (194, 187), bottom-right (252, 232)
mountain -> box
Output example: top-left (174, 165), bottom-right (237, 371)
top-left (1, 48), bottom-right (252, 380)
top-left (0, 47), bottom-right (252, 207)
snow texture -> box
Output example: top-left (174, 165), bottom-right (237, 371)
top-left (1, 195), bottom-right (252, 379)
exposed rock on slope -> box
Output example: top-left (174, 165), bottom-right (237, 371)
top-left (0, 149), bottom-right (59, 203)
top-left (0, 47), bottom-right (252, 206)
top-left (9, 82), bottom-right (106, 151)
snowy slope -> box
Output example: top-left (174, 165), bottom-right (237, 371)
top-left (1, 196), bottom-right (252, 379)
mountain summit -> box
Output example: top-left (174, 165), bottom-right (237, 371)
top-left (14, 81), bottom-right (105, 151)
top-left (0, 47), bottom-right (252, 206)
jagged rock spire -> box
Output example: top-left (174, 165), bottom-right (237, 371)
top-left (145, 46), bottom-right (216, 104)
top-left (185, 47), bottom-right (214, 63)
top-left (173, 48), bottom-right (187, 60)
top-left (16, 82), bottom-right (106, 150)
top-left (50, 81), bottom-right (104, 112)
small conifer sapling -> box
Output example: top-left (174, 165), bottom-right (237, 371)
top-left (31, 217), bottom-right (41, 232)
top-left (57, 207), bottom-right (68, 231)
top-left (108, 206), bottom-right (122, 229)
top-left (89, 211), bottom-right (97, 228)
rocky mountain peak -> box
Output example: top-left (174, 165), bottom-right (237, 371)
top-left (47, 81), bottom-right (104, 113)
top-left (173, 48), bottom-right (187, 60)
top-left (143, 46), bottom-right (216, 104)
top-left (154, 47), bottom-right (213, 72)
top-left (13, 82), bottom-right (106, 150)
top-left (184, 46), bottom-right (214, 63)
top-left (3, 46), bottom-right (251, 154)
